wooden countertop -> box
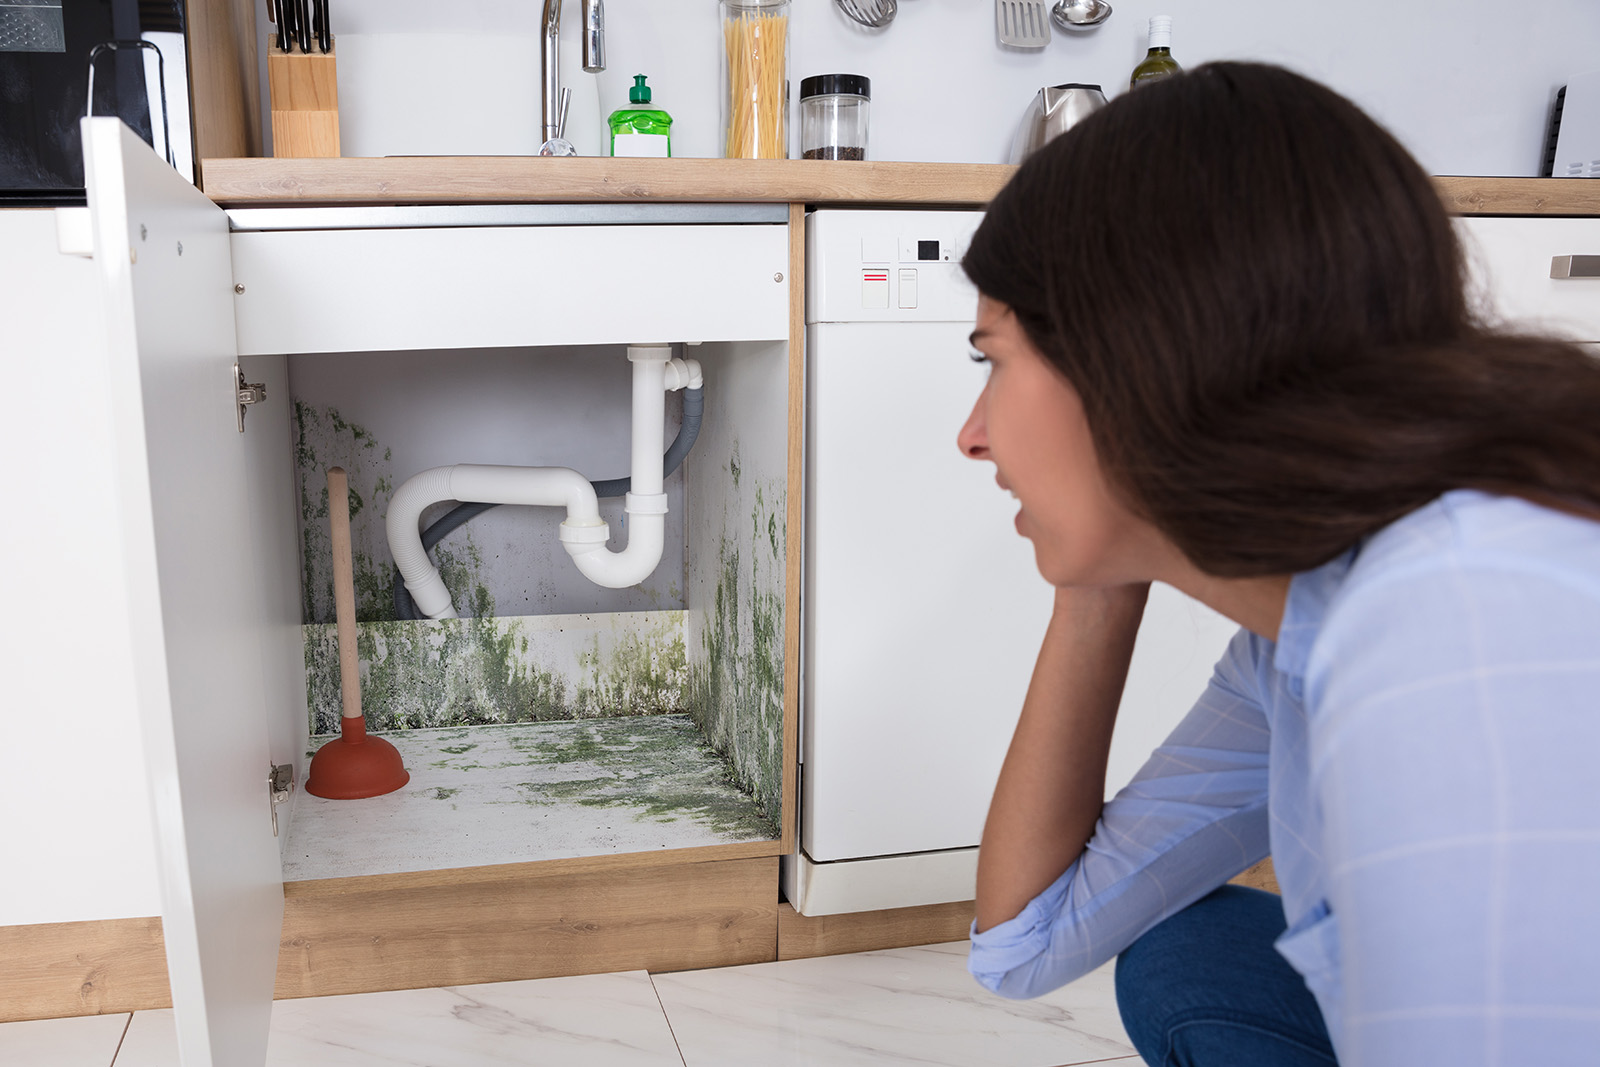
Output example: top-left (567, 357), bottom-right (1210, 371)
top-left (198, 157), bottom-right (1600, 216)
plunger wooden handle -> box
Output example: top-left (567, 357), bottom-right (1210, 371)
top-left (327, 467), bottom-right (364, 727)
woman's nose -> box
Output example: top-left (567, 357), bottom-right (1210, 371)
top-left (958, 395), bottom-right (989, 460)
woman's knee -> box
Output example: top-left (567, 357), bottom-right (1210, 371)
top-left (1114, 885), bottom-right (1299, 1063)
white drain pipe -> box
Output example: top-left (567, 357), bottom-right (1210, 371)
top-left (387, 344), bottom-right (697, 618)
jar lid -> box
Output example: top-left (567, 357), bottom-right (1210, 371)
top-left (800, 74), bottom-right (871, 100)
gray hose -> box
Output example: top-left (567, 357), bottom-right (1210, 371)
top-left (392, 385), bottom-right (704, 620)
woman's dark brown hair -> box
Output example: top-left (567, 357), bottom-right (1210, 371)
top-left (964, 61), bottom-right (1600, 577)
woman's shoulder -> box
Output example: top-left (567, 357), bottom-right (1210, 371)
top-left (1302, 490), bottom-right (1600, 702)
top-left (1343, 489), bottom-right (1600, 597)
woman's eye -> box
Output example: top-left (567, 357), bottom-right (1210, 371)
top-left (968, 349), bottom-right (990, 365)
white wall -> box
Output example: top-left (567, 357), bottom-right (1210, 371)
top-left (0, 211), bottom-right (163, 926)
top-left (311, 0), bottom-right (1600, 175)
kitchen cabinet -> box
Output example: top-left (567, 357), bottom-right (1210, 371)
top-left (1458, 216), bottom-right (1600, 344)
top-left (74, 118), bottom-right (797, 1066)
top-left (8, 121), bottom-right (1600, 1061)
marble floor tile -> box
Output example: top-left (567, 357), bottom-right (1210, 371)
top-left (652, 941), bottom-right (1137, 1067)
top-left (114, 971), bottom-right (685, 1067)
top-left (0, 1013), bottom-right (129, 1067)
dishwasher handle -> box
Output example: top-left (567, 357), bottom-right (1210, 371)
top-left (1550, 255), bottom-right (1600, 279)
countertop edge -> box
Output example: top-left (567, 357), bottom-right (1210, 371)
top-left (197, 158), bottom-right (1600, 216)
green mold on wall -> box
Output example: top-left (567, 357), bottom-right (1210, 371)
top-left (687, 462), bottom-right (786, 828)
top-left (304, 610), bottom-right (691, 735)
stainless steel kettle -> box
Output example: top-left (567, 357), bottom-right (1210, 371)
top-left (1010, 83), bottom-right (1107, 164)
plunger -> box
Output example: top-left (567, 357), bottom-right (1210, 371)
top-left (305, 466), bottom-right (410, 799)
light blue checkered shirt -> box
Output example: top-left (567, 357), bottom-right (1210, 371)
top-left (969, 490), bottom-right (1600, 1065)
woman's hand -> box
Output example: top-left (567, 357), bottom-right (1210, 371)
top-left (974, 582), bottom-right (1150, 933)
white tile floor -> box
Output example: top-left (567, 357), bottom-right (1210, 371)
top-left (1, 942), bottom-right (1140, 1067)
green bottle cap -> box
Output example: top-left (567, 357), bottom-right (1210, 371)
top-left (630, 75), bottom-right (652, 105)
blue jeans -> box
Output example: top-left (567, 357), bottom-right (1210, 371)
top-left (1115, 885), bottom-right (1338, 1067)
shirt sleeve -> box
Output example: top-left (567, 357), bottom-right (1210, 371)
top-left (1307, 558), bottom-right (1600, 1064)
top-left (969, 626), bottom-right (1273, 998)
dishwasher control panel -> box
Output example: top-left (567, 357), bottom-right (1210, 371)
top-left (807, 209), bottom-right (984, 324)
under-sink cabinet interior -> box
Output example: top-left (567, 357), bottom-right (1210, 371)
top-left (277, 335), bottom-right (789, 879)
top-left (231, 223), bottom-right (793, 875)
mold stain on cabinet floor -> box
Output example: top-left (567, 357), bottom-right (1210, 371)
top-left (284, 715), bottom-right (778, 881)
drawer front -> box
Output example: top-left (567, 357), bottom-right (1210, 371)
top-left (1457, 216), bottom-right (1600, 343)
top-left (231, 223), bottom-right (789, 355)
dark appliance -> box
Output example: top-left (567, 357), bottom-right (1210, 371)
top-left (0, 0), bottom-right (191, 206)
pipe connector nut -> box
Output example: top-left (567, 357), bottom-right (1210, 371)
top-left (624, 492), bottom-right (669, 516)
top-left (559, 518), bottom-right (611, 546)
top-left (626, 344), bottom-right (672, 363)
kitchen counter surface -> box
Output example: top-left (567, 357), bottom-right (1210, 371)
top-left (199, 157), bottom-right (1600, 215)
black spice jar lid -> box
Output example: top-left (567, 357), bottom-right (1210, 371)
top-left (800, 74), bottom-right (871, 100)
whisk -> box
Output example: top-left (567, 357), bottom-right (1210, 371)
top-left (836, 0), bottom-right (896, 28)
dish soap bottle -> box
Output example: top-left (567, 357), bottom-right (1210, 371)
top-left (1130, 16), bottom-right (1182, 90)
top-left (610, 75), bottom-right (673, 158)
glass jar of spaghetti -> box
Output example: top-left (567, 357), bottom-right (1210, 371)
top-left (719, 0), bottom-right (790, 159)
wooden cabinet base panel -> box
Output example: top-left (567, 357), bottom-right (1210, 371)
top-left (1228, 857), bottom-right (1280, 895)
top-left (777, 855), bottom-right (1280, 963)
top-left (777, 900), bottom-right (976, 961)
top-left (275, 854), bottom-right (778, 999)
top-left (0, 916), bottom-right (171, 1023)
top-left (0, 851), bottom-right (778, 1020)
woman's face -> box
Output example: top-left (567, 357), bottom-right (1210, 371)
top-left (957, 295), bottom-right (1167, 588)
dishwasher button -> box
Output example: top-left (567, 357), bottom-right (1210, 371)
top-left (898, 269), bottom-right (918, 309)
top-left (862, 269), bottom-right (890, 309)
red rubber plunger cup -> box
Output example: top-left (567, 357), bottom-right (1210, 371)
top-left (305, 466), bottom-right (409, 800)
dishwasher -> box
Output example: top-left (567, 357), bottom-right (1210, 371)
top-left (788, 208), bottom-right (1241, 916)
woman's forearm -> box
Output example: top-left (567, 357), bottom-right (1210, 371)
top-left (974, 583), bottom-right (1149, 933)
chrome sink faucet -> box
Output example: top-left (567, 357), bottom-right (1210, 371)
top-left (542, 0), bottom-right (605, 148)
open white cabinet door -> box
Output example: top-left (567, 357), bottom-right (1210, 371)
top-left (82, 118), bottom-right (283, 1067)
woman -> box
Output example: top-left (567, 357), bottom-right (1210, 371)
top-left (959, 62), bottom-right (1600, 1066)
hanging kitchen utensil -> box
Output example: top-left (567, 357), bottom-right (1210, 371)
top-left (996, 0), bottom-right (1050, 48)
top-left (1051, 0), bottom-right (1111, 30)
top-left (835, 0), bottom-right (895, 28)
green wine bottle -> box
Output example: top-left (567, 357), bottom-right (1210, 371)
top-left (1130, 16), bottom-right (1182, 90)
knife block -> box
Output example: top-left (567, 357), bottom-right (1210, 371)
top-left (269, 43), bottom-right (341, 158)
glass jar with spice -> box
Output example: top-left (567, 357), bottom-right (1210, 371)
top-left (800, 74), bottom-right (870, 161)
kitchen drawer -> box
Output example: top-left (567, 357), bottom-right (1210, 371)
top-left (1457, 217), bottom-right (1600, 343)
top-left (230, 223), bottom-right (789, 355)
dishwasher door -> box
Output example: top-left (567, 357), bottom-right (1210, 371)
top-left (803, 319), bottom-right (1053, 861)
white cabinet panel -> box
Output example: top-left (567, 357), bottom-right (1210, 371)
top-left (0, 210), bottom-right (162, 927)
top-left (1458, 216), bottom-right (1600, 342)
top-left (230, 224), bottom-right (790, 355)
top-left (82, 118), bottom-right (283, 1067)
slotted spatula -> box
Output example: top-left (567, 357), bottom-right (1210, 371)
top-left (996, 0), bottom-right (1050, 48)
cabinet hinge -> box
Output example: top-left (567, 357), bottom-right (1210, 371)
top-left (235, 362), bottom-right (267, 433)
top-left (269, 762), bottom-right (295, 837)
